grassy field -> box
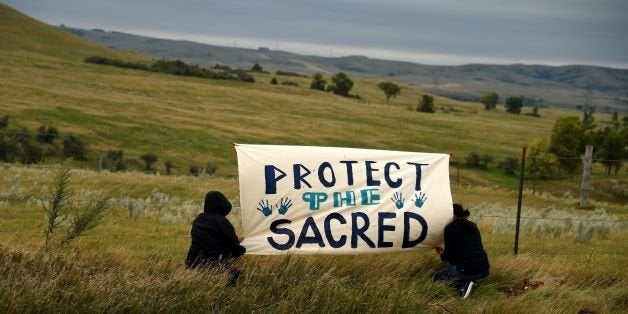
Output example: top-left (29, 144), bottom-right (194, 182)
top-left (1, 3), bottom-right (627, 313)
top-left (0, 166), bottom-right (626, 313)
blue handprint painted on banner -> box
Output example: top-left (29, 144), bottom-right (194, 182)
top-left (257, 199), bottom-right (273, 216)
top-left (391, 192), bottom-right (404, 209)
top-left (276, 197), bottom-right (293, 215)
top-left (413, 192), bottom-right (428, 208)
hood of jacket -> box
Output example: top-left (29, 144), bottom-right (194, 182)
top-left (203, 191), bottom-right (232, 216)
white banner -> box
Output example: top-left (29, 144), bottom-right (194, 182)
top-left (235, 144), bottom-right (452, 255)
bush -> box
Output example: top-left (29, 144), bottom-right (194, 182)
top-left (465, 152), bottom-right (493, 169)
top-left (140, 153), bottom-right (158, 172)
top-left (270, 78), bottom-right (278, 85)
top-left (164, 160), bottom-right (175, 175)
top-left (310, 73), bottom-right (326, 91)
top-left (275, 70), bottom-right (308, 77)
top-left (499, 157), bottom-right (519, 175)
top-left (505, 96), bottom-right (523, 114)
top-left (0, 115), bottom-right (8, 129)
top-left (189, 164), bottom-right (201, 176)
top-left (36, 125), bottom-right (58, 144)
top-left (250, 63), bottom-right (264, 72)
top-left (329, 72), bottom-right (354, 96)
top-left (103, 150), bottom-right (126, 171)
top-left (281, 81), bottom-right (299, 86)
top-left (18, 139), bottom-right (43, 164)
top-left (205, 163), bottom-right (217, 176)
top-left (417, 95), bottom-right (435, 113)
top-left (63, 135), bottom-right (88, 160)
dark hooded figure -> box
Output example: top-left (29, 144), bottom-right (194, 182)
top-left (186, 191), bottom-right (246, 286)
top-left (432, 203), bottom-right (489, 299)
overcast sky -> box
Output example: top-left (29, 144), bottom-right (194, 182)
top-left (5, 0), bottom-right (628, 68)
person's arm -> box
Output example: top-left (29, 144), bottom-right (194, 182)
top-left (440, 227), bottom-right (452, 262)
top-left (218, 218), bottom-right (246, 258)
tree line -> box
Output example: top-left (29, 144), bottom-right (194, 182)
top-left (85, 56), bottom-right (255, 83)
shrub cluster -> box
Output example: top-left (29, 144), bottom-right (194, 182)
top-left (275, 70), bottom-right (308, 78)
top-left (85, 57), bottom-right (255, 83)
top-left (0, 115), bottom-right (88, 164)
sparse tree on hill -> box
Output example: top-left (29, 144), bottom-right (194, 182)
top-left (377, 81), bottom-right (401, 102)
top-left (505, 96), bottom-right (523, 114)
top-left (328, 72), bottom-right (354, 96)
top-left (310, 73), bottom-right (326, 91)
top-left (480, 92), bottom-right (499, 110)
top-left (417, 94), bottom-right (435, 113)
top-left (251, 63), bottom-right (264, 72)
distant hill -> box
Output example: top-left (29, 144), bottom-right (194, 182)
top-left (63, 27), bottom-right (628, 113)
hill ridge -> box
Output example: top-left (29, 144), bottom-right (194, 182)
top-left (61, 26), bottom-right (628, 112)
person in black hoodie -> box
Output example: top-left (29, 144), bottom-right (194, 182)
top-left (432, 203), bottom-right (489, 298)
top-left (186, 191), bottom-right (246, 286)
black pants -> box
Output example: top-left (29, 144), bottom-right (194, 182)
top-left (432, 265), bottom-right (488, 290)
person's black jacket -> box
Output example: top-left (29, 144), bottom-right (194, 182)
top-left (440, 218), bottom-right (489, 274)
top-left (185, 191), bottom-right (246, 268)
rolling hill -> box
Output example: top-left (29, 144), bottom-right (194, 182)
top-left (0, 3), bottom-right (619, 187)
top-left (61, 27), bottom-right (628, 113)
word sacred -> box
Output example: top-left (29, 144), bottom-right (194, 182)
top-left (267, 210), bottom-right (428, 250)
top-left (264, 160), bottom-right (429, 194)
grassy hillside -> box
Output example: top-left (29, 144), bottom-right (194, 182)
top-left (1, 5), bottom-right (627, 313)
top-left (63, 27), bottom-right (628, 112)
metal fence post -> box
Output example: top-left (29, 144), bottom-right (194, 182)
top-left (514, 146), bottom-right (527, 255)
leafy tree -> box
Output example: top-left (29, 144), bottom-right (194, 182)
top-left (549, 116), bottom-right (583, 173)
top-left (591, 127), bottom-right (625, 175)
top-left (36, 125), bottom-right (59, 144)
top-left (377, 81), bottom-right (401, 102)
top-left (140, 153), bottom-right (158, 172)
top-left (250, 63), bottom-right (263, 72)
top-left (505, 96), bottom-right (523, 114)
top-left (480, 92), bottom-right (499, 110)
top-left (270, 77), bottom-right (278, 85)
top-left (526, 138), bottom-right (559, 179)
top-left (310, 73), bottom-right (326, 91)
top-left (328, 72), bottom-right (354, 96)
top-left (63, 135), bottom-right (88, 160)
top-left (0, 115), bottom-right (8, 129)
top-left (417, 94), bottom-right (435, 113)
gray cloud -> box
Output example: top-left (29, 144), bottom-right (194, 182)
top-left (4, 0), bottom-right (628, 67)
